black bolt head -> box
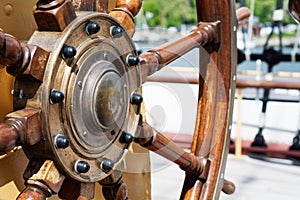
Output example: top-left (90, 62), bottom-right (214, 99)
top-left (130, 93), bottom-right (143, 105)
top-left (120, 131), bottom-right (134, 144)
top-left (110, 26), bottom-right (124, 38)
top-left (85, 21), bottom-right (100, 35)
top-left (75, 160), bottom-right (90, 174)
top-left (55, 135), bottom-right (70, 149)
top-left (126, 54), bottom-right (140, 66)
top-left (101, 158), bottom-right (114, 173)
top-left (62, 45), bottom-right (77, 59)
top-left (49, 90), bottom-right (64, 104)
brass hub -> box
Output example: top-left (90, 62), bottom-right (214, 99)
top-left (26, 13), bottom-right (141, 182)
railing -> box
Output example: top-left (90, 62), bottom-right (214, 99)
top-left (146, 67), bottom-right (300, 161)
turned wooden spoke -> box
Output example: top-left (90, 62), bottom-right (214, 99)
top-left (221, 179), bottom-right (236, 195)
top-left (236, 7), bottom-right (251, 23)
top-left (109, 0), bottom-right (142, 36)
top-left (138, 21), bottom-right (219, 83)
top-left (134, 117), bottom-right (205, 176)
top-left (101, 179), bottom-right (128, 200)
top-left (0, 109), bottom-right (42, 155)
top-left (99, 170), bottom-right (128, 200)
top-left (18, 160), bottom-right (65, 200)
top-left (0, 29), bottom-right (29, 69)
top-left (58, 180), bottom-right (95, 200)
top-left (0, 29), bottom-right (49, 79)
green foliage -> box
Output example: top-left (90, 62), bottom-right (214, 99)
top-left (246, 0), bottom-right (296, 25)
top-left (142, 0), bottom-right (197, 28)
top-left (141, 0), bottom-right (297, 28)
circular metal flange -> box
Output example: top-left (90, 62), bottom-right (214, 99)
top-left (34, 13), bottom-right (141, 182)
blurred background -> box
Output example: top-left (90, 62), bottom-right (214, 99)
top-left (135, 0), bottom-right (300, 199)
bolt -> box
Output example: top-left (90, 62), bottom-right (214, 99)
top-left (101, 158), bottom-right (114, 173)
top-left (111, 130), bottom-right (116, 135)
top-left (130, 93), bottom-right (143, 105)
top-left (110, 26), bottom-right (124, 38)
top-left (85, 21), bottom-right (100, 35)
top-left (126, 54), bottom-right (140, 66)
top-left (61, 45), bottom-right (77, 59)
top-left (75, 160), bottom-right (90, 174)
top-left (49, 89), bottom-right (64, 104)
top-left (4, 4), bottom-right (13, 16)
top-left (55, 134), bottom-right (70, 149)
top-left (120, 131), bottom-right (133, 144)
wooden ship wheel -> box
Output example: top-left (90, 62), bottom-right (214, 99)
top-left (0, 0), bottom-right (250, 199)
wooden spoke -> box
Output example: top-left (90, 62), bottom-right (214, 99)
top-left (59, 180), bottom-right (95, 200)
top-left (236, 7), bottom-right (251, 23)
top-left (18, 160), bottom-right (65, 199)
top-left (134, 116), bottom-right (205, 176)
top-left (138, 21), bottom-right (219, 83)
top-left (0, 109), bottom-right (42, 155)
top-left (99, 171), bottom-right (128, 200)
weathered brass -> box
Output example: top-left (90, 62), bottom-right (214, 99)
top-left (22, 12), bottom-right (142, 183)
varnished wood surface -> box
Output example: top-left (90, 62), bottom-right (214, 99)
top-left (17, 186), bottom-right (48, 200)
top-left (135, 121), bottom-right (205, 176)
top-left (236, 7), bottom-right (251, 23)
top-left (139, 22), bottom-right (219, 83)
top-left (109, 0), bottom-right (142, 36)
top-left (0, 29), bottom-right (25, 67)
top-left (289, 0), bottom-right (300, 23)
top-left (0, 123), bottom-right (18, 155)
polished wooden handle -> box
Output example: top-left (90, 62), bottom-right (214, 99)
top-left (236, 7), bottom-right (251, 23)
top-left (114, 0), bottom-right (142, 17)
top-left (109, 0), bottom-right (142, 36)
top-left (222, 179), bottom-right (236, 195)
top-left (135, 118), bottom-right (205, 175)
top-left (17, 186), bottom-right (48, 200)
top-left (139, 21), bottom-right (219, 83)
top-left (102, 179), bottom-right (128, 200)
top-left (0, 123), bottom-right (19, 155)
top-left (0, 29), bottom-right (27, 68)
top-left (0, 109), bottom-right (42, 155)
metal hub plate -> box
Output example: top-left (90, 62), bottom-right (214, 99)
top-left (30, 13), bottom-right (141, 182)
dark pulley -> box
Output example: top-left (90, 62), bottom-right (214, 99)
top-left (85, 21), bottom-right (100, 35)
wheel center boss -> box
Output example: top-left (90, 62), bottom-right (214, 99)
top-left (28, 13), bottom-right (142, 182)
